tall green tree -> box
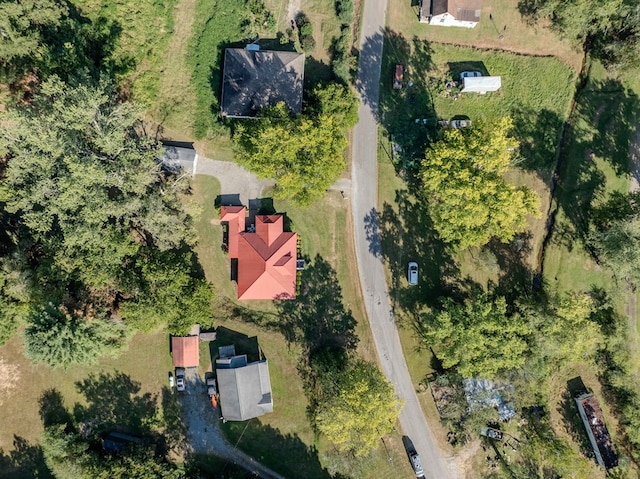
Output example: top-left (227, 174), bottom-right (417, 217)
top-left (314, 359), bottom-right (402, 456)
top-left (0, 76), bottom-right (194, 296)
top-left (119, 250), bottom-right (213, 335)
top-left (234, 83), bottom-right (358, 206)
top-left (590, 216), bottom-right (640, 285)
top-left (520, 0), bottom-right (640, 68)
top-left (419, 291), bottom-right (533, 378)
top-left (24, 303), bottom-right (128, 368)
top-left (0, 0), bottom-right (118, 84)
top-left (420, 117), bottom-right (540, 248)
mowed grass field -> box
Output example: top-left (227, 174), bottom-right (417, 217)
top-left (387, 0), bottom-right (583, 71)
top-left (0, 328), bottom-right (173, 451)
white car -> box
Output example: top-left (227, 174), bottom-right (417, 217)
top-left (175, 367), bottom-right (186, 391)
top-left (450, 119), bottom-right (472, 128)
top-left (409, 451), bottom-right (425, 478)
top-left (460, 71), bottom-right (482, 79)
top-left (408, 262), bottom-right (418, 285)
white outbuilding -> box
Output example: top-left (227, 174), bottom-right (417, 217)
top-left (461, 76), bottom-right (502, 94)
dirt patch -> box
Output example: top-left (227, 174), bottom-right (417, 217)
top-left (0, 357), bottom-right (19, 407)
top-left (447, 439), bottom-right (483, 479)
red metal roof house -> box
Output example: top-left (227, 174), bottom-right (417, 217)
top-left (220, 206), bottom-right (297, 300)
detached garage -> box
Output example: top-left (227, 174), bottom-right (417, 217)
top-left (171, 336), bottom-right (199, 368)
top-left (462, 76), bottom-right (502, 94)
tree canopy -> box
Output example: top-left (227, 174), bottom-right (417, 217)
top-left (24, 304), bottom-right (128, 369)
top-left (419, 292), bottom-right (533, 378)
top-left (519, 0), bottom-right (640, 69)
top-left (420, 117), bottom-right (540, 248)
top-left (233, 83), bottom-right (358, 206)
top-left (0, 0), bottom-right (118, 84)
top-left (0, 76), bottom-right (213, 361)
top-left (314, 358), bottom-right (402, 456)
top-left (590, 212), bottom-right (640, 285)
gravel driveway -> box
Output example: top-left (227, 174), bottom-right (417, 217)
top-left (179, 370), bottom-right (285, 479)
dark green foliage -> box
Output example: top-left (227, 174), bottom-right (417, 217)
top-left (119, 250), bottom-right (213, 335)
top-left (0, 0), bottom-right (121, 86)
top-left (24, 304), bottom-right (128, 369)
top-left (331, 0), bottom-right (355, 83)
top-left (590, 192), bottom-right (640, 285)
top-left (0, 76), bottom-right (212, 354)
top-left (295, 13), bottom-right (315, 52)
top-left (519, 0), bottom-right (640, 68)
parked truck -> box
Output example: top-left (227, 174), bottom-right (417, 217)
top-left (408, 450), bottom-right (424, 478)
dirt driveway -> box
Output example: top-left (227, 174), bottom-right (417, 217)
top-left (178, 370), bottom-right (285, 479)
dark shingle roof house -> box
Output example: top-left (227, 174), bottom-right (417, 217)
top-left (216, 352), bottom-right (273, 421)
top-left (220, 47), bottom-right (305, 118)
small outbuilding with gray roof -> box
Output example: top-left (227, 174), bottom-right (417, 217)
top-left (220, 47), bottom-right (305, 119)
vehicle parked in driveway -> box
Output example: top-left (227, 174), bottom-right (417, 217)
top-left (176, 368), bottom-right (185, 392)
top-left (393, 64), bottom-right (404, 89)
top-left (408, 262), bottom-right (418, 285)
top-left (460, 71), bottom-right (482, 79)
top-left (408, 450), bottom-right (425, 478)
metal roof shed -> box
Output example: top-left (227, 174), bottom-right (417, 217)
top-left (462, 76), bottom-right (502, 93)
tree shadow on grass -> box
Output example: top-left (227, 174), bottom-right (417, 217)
top-left (72, 372), bottom-right (157, 436)
top-left (221, 420), bottom-right (347, 479)
top-left (377, 30), bottom-right (436, 183)
top-left (512, 107), bottom-right (564, 177)
top-left (39, 388), bottom-right (73, 429)
top-left (0, 436), bottom-right (53, 479)
top-left (552, 78), bottom-right (640, 251)
top-left (558, 388), bottom-right (595, 461)
top-left (376, 189), bottom-right (459, 312)
top-left (276, 254), bottom-right (358, 354)
top-left (485, 232), bottom-right (536, 301)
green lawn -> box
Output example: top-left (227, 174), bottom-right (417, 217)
top-left (72, 0), bottom-right (178, 107)
top-left (0, 328), bottom-right (173, 450)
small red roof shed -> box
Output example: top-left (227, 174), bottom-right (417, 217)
top-left (171, 336), bottom-right (199, 368)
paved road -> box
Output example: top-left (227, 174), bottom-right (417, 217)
top-left (351, 1), bottom-right (453, 478)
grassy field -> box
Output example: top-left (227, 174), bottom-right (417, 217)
top-left (0, 328), bottom-right (173, 451)
top-left (73, 0), bottom-right (178, 106)
top-left (387, 0), bottom-right (583, 71)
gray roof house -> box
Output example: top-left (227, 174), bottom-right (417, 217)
top-left (220, 47), bottom-right (305, 118)
top-left (216, 352), bottom-right (273, 421)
